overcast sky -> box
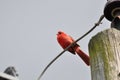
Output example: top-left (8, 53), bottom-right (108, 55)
top-left (0, 0), bottom-right (110, 80)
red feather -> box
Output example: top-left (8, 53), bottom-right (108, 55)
top-left (57, 31), bottom-right (90, 66)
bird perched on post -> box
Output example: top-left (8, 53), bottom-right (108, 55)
top-left (57, 31), bottom-right (90, 66)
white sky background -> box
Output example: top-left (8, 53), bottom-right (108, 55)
top-left (0, 0), bottom-right (110, 80)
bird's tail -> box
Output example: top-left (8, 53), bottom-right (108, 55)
top-left (75, 47), bottom-right (90, 66)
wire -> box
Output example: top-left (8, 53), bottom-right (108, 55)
top-left (37, 14), bottom-right (105, 80)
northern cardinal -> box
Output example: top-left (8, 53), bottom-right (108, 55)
top-left (57, 31), bottom-right (90, 66)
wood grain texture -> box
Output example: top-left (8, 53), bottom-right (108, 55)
top-left (89, 28), bottom-right (120, 80)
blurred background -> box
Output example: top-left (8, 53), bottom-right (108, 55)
top-left (0, 0), bottom-right (110, 80)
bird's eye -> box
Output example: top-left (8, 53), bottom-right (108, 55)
top-left (58, 32), bottom-right (62, 34)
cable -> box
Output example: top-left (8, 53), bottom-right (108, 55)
top-left (37, 14), bottom-right (105, 80)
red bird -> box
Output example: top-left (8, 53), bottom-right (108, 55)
top-left (57, 31), bottom-right (90, 66)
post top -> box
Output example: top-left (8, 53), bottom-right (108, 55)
top-left (0, 72), bottom-right (19, 80)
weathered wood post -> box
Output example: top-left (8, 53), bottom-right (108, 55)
top-left (89, 28), bottom-right (120, 80)
top-left (89, 0), bottom-right (120, 80)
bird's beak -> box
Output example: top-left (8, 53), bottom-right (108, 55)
top-left (56, 32), bottom-right (59, 35)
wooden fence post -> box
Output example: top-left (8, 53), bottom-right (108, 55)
top-left (89, 28), bottom-right (120, 80)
